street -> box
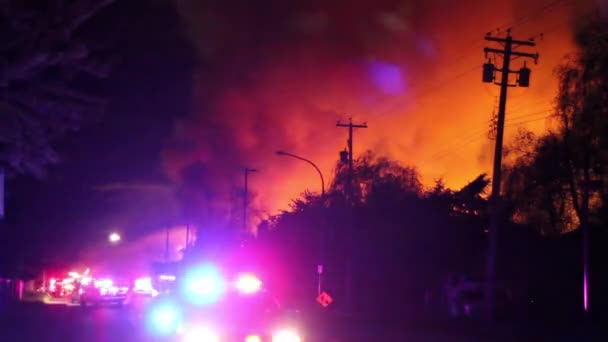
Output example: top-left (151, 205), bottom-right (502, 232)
top-left (0, 302), bottom-right (144, 342)
top-left (0, 301), bottom-right (470, 342)
top-left (1, 301), bottom-right (598, 341)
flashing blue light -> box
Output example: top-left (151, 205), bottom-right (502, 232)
top-left (182, 264), bottom-right (226, 305)
top-left (145, 301), bottom-right (181, 336)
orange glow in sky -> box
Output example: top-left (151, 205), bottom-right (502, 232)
top-left (165, 0), bottom-right (593, 225)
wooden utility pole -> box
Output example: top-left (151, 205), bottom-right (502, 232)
top-left (336, 118), bottom-right (367, 309)
top-left (482, 29), bottom-right (539, 318)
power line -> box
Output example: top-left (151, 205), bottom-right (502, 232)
top-left (375, 0), bottom-right (572, 119)
top-left (505, 109), bottom-right (552, 122)
top-left (425, 114), bottom-right (554, 165)
top-left (426, 131), bottom-right (487, 163)
top-left (505, 114), bottom-right (555, 126)
top-left (427, 109), bottom-right (550, 163)
top-left (496, 0), bottom-right (573, 32)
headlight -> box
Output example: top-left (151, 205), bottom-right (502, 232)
top-left (272, 329), bottom-right (302, 342)
top-left (236, 273), bottom-right (262, 295)
top-left (182, 325), bottom-right (220, 342)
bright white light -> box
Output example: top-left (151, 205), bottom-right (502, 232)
top-left (159, 274), bottom-right (176, 281)
top-left (245, 335), bottom-right (262, 342)
top-left (95, 279), bottom-right (113, 288)
top-left (236, 273), bottom-right (262, 295)
top-left (182, 326), bottom-right (220, 342)
top-left (272, 329), bottom-right (302, 342)
top-left (108, 232), bottom-right (121, 243)
top-left (135, 277), bottom-right (153, 292)
top-left (81, 277), bottom-right (92, 285)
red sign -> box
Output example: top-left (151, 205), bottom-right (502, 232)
top-left (316, 291), bottom-right (333, 308)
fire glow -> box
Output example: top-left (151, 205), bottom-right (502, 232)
top-left (167, 0), bottom-right (582, 226)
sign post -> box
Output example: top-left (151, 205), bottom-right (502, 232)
top-left (0, 168), bottom-right (4, 220)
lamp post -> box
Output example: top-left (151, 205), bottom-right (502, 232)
top-left (275, 151), bottom-right (325, 197)
top-left (276, 151), bottom-right (326, 295)
top-left (243, 168), bottom-right (257, 232)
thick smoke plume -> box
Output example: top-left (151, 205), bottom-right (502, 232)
top-left (164, 0), bottom-right (591, 230)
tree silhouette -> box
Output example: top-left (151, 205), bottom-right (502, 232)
top-left (0, 0), bottom-right (114, 177)
top-left (257, 151), bottom-right (489, 315)
top-left (503, 13), bottom-right (608, 235)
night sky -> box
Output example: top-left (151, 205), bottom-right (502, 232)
top-left (3, 0), bottom-right (194, 264)
top-left (1, 0), bottom-right (598, 265)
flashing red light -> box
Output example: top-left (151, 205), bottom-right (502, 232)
top-left (236, 273), bottom-right (262, 295)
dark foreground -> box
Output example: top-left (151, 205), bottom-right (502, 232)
top-left (0, 301), bottom-right (601, 341)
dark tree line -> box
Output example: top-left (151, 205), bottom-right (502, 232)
top-left (256, 151), bottom-right (491, 316)
top-left (0, 0), bottom-right (114, 177)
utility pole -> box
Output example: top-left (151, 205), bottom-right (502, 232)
top-left (337, 118), bottom-right (368, 202)
top-left (336, 118), bottom-right (367, 309)
top-left (482, 29), bottom-right (539, 319)
top-left (243, 168), bottom-right (257, 232)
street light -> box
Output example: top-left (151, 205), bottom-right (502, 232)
top-left (275, 151), bottom-right (325, 196)
top-left (108, 232), bottom-right (121, 243)
top-left (275, 150), bottom-right (325, 295)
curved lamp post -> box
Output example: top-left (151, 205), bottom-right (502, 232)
top-left (276, 150), bottom-right (326, 295)
top-left (275, 151), bottom-right (325, 197)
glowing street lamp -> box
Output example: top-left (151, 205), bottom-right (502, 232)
top-left (108, 232), bottom-right (121, 243)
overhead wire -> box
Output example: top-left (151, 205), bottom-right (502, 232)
top-left (375, 0), bottom-right (571, 118)
top-left (379, 0), bottom-right (572, 166)
top-left (424, 111), bottom-right (555, 164)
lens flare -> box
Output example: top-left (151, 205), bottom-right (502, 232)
top-left (146, 302), bottom-right (181, 336)
top-left (272, 329), bottom-right (301, 342)
top-left (245, 335), bottom-right (262, 342)
top-left (182, 326), bottom-right (220, 342)
top-left (182, 265), bottom-right (226, 305)
top-left (236, 273), bottom-right (262, 295)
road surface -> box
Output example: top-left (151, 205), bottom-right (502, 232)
top-left (0, 300), bottom-right (597, 341)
